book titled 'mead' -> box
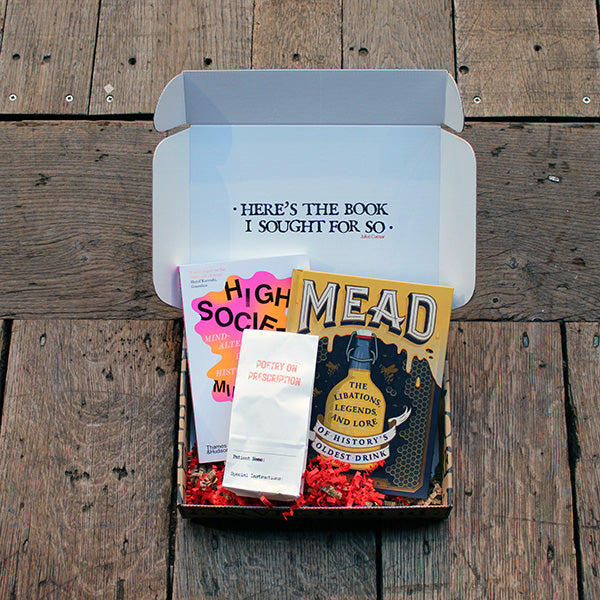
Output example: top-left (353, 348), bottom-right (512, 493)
top-left (286, 270), bottom-right (453, 498)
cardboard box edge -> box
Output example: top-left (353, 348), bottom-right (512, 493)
top-left (176, 335), bottom-right (454, 521)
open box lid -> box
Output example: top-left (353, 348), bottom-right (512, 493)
top-left (153, 70), bottom-right (476, 309)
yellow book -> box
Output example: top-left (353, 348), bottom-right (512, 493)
top-left (286, 270), bottom-right (453, 498)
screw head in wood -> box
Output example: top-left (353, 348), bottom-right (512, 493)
top-left (583, 96), bottom-right (591, 104)
top-left (9, 93), bottom-right (17, 102)
top-left (106, 95), bottom-right (114, 103)
top-left (473, 96), bottom-right (482, 104)
top-left (65, 94), bottom-right (74, 103)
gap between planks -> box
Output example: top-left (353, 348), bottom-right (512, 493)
top-left (563, 322), bottom-right (600, 600)
top-left (0, 319), bottom-right (12, 430)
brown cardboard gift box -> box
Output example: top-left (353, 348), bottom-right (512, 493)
top-left (175, 341), bottom-right (453, 523)
top-left (153, 70), bottom-right (474, 523)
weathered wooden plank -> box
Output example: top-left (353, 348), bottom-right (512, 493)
top-left (1, 121), bottom-right (599, 320)
top-left (454, 0), bottom-right (600, 117)
top-left (382, 322), bottom-right (576, 598)
top-left (565, 323), bottom-right (600, 598)
top-left (0, 120), bottom-right (179, 319)
top-left (90, 0), bottom-right (253, 115)
top-left (0, 320), bottom-right (181, 599)
top-left (0, 0), bottom-right (99, 114)
top-left (173, 517), bottom-right (376, 600)
top-left (343, 0), bottom-right (454, 71)
top-left (252, 0), bottom-right (341, 69)
top-left (382, 521), bottom-right (451, 599)
top-left (454, 122), bottom-right (600, 321)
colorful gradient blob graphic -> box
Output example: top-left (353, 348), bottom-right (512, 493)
top-left (192, 272), bottom-right (291, 403)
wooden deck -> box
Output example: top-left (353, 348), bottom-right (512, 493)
top-left (0, 1), bottom-right (599, 598)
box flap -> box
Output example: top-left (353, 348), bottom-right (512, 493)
top-left (439, 130), bottom-right (477, 307)
top-left (152, 130), bottom-right (190, 307)
top-left (154, 70), bottom-right (464, 132)
top-left (153, 70), bottom-right (476, 310)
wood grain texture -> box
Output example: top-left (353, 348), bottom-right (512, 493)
top-left (381, 322), bottom-right (577, 598)
top-left (455, 0), bottom-right (600, 117)
top-left (453, 122), bottom-right (600, 321)
top-left (0, 0), bottom-right (99, 114)
top-left (173, 518), bottom-right (376, 600)
top-left (1, 121), bottom-right (599, 320)
top-left (0, 320), bottom-right (181, 599)
top-left (381, 521), bottom-right (450, 599)
top-left (565, 323), bottom-right (600, 599)
top-left (253, 0), bottom-right (341, 69)
top-left (343, 0), bottom-right (454, 71)
top-left (0, 120), bottom-right (179, 319)
top-left (90, 0), bottom-right (253, 115)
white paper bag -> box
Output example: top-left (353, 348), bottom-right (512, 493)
top-left (222, 329), bottom-right (319, 501)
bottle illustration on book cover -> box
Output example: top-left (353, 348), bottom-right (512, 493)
top-left (322, 330), bottom-right (387, 470)
top-left (286, 269), bottom-right (452, 498)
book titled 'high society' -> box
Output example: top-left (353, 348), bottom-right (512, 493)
top-left (179, 255), bottom-right (309, 463)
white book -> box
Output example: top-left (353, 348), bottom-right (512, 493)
top-left (179, 255), bottom-right (309, 463)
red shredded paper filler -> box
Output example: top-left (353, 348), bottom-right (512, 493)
top-left (185, 447), bottom-right (408, 517)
